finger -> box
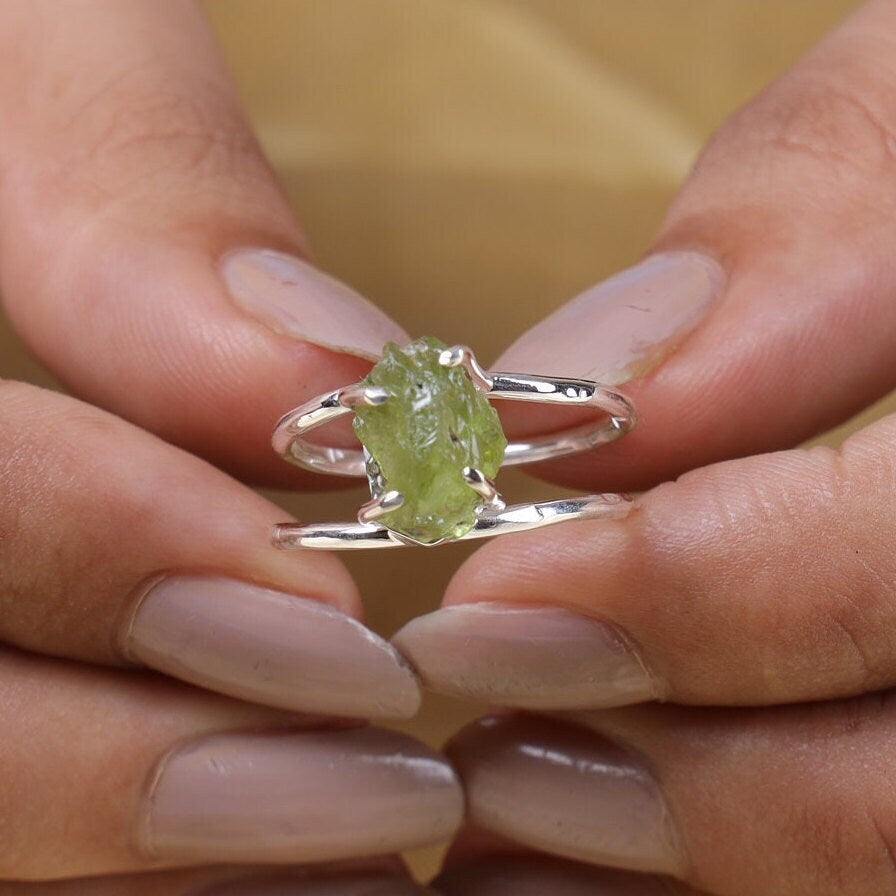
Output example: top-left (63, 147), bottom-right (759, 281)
top-left (396, 411), bottom-right (896, 709)
top-left (0, 380), bottom-right (419, 718)
top-left (491, 0), bottom-right (896, 492)
top-left (0, 863), bottom-right (430, 896)
top-left (0, 649), bottom-right (461, 880)
top-left (0, 0), bottom-right (407, 486)
top-left (436, 854), bottom-right (699, 896)
top-left (448, 705), bottom-right (896, 896)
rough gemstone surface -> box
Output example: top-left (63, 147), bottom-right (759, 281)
top-left (353, 336), bottom-right (506, 544)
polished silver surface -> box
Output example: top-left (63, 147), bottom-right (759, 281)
top-left (272, 346), bottom-right (637, 478)
top-left (462, 466), bottom-right (506, 512)
top-left (273, 493), bottom-right (633, 550)
top-left (438, 343), bottom-right (494, 391)
top-left (271, 344), bottom-right (637, 549)
top-left (357, 489), bottom-right (404, 523)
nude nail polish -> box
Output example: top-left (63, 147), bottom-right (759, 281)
top-left (141, 727), bottom-right (464, 863)
top-left (221, 248), bottom-right (408, 360)
top-left (392, 602), bottom-right (657, 709)
top-left (122, 575), bottom-right (420, 718)
top-left (495, 251), bottom-right (723, 383)
top-left (447, 715), bottom-right (681, 874)
top-left (436, 855), bottom-right (673, 895)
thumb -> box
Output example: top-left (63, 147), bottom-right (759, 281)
top-left (495, 0), bottom-right (896, 491)
top-left (0, 0), bottom-right (406, 486)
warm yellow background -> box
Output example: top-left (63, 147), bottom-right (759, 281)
top-left (0, 0), bottom-right (880, 879)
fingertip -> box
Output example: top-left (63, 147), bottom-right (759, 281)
top-left (492, 251), bottom-right (724, 385)
top-left (23, 230), bottom-right (398, 487)
top-left (221, 247), bottom-right (410, 362)
top-left (0, 0), bottom-right (411, 487)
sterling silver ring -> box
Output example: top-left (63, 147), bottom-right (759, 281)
top-left (271, 336), bottom-right (637, 549)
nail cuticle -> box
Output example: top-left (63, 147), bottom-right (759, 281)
top-left (595, 609), bottom-right (665, 703)
top-left (136, 729), bottom-right (180, 860)
top-left (114, 569), bottom-right (174, 665)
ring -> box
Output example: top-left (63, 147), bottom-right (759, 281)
top-left (271, 336), bottom-right (637, 549)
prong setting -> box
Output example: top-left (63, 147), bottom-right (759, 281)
top-left (273, 333), bottom-right (636, 549)
top-left (462, 465), bottom-right (507, 512)
top-left (357, 489), bottom-right (404, 524)
top-left (438, 344), bottom-right (494, 392)
top-left (337, 384), bottom-right (389, 409)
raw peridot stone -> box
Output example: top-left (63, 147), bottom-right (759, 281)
top-left (353, 336), bottom-right (506, 544)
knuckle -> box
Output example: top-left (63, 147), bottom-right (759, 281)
top-left (869, 809), bottom-right (896, 892)
top-left (63, 62), bottom-right (265, 204)
top-left (650, 442), bottom-right (896, 701)
top-left (788, 802), bottom-right (854, 892)
top-left (799, 804), bottom-right (896, 894)
top-left (758, 77), bottom-right (896, 177)
top-left (687, 73), bottom-right (896, 231)
top-left (778, 697), bottom-right (896, 893)
top-left (815, 454), bottom-right (896, 694)
top-left (827, 695), bottom-right (896, 892)
top-left (822, 593), bottom-right (886, 692)
top-left (821, 430), bottom-right (896, 692)
top-left (0, 391), bottom-right (134, 639)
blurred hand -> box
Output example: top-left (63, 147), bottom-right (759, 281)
top-left (393, 1), bottom-right (896, 892)
top-left (0, 0), bottom-right (459, 889)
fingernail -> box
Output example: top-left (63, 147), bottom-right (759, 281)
top-left (221, 247), bottom-right (408, 360)
top-left (495, 251), bottom-right (724, 383)
top-left (436, 856), bottom-right (673, 895)
top-left (198, 870), bottom-right (435, 895)
top-left (447, 715), bottom-right (682, 874)
top-left (393, 603), bottom-right (657, 709)
top-left (121, 575), bottom-right (420, 718)
top-left (141, 727), bottom-right (464, 863)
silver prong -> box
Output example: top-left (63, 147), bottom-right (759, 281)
top-left (438, 344), bottom-right (493, 392)
top-left (358, 489), bottom-right (404, 524)
top-left (462, 466), bottom-right (506, 511)
top-left (337, 385), bottom-right (389, 408)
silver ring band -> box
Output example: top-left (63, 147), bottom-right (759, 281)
top-left (273, 493), bottom-right (633, 550)
top-left (273, 371), bottom-right (636, 477)
top-left (271, 340), bottom-right (637, 549)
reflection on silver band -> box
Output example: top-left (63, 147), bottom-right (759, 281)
top-left (273, 493), bottom-right (633, 550)
top-left (271, 344), bottom-right (637, 550)
top-left (272, 370), bottom-right (636, 477)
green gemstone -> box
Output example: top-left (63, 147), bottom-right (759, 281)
top-left (353, 336), bottom-right (506, 544)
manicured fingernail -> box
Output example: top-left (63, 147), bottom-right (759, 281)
top-left (437, 856), bottom-right (672, 895)
top-left (122, 575), bottom-right (420, 718)
top-left (393, 602), bottom-right (657, 709)
top-left (198, 870), bottom-right (435, 895)
top-left (447, 715), bottom-right (681, 874)
top-left (221, 247), bottom-right (408, 360)
top-left (141, 727), bottom-right (464, 863)
top-left (495, 251), bottom-right (724, 383)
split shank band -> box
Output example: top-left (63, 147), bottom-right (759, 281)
top-left (271, 343), bottom-right (637, 550)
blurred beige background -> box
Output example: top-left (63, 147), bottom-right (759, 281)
top-left (0, 0), bottom-right (881, 879)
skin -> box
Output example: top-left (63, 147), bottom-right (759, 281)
top-left (439, 1), bottom-right (896, 893)
top-left (0, 0), bottom-right (439, 887)
top-left (2, 0), bottom-right (896, 892)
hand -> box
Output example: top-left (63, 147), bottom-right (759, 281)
top-left (0, 1), bottom-right (459, 890)
top-left (394, 1), bottom-right (896, 892)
